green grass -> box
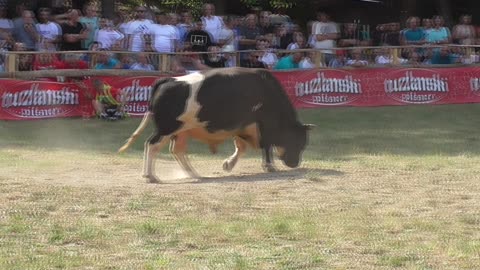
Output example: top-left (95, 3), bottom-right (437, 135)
top-left (1, 104), bottom-right (480, 269)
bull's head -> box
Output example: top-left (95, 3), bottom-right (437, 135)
top-left (276, 123), bottom-right (314, 168)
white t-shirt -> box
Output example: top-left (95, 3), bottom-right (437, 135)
top-left (299, 58), bottom-right (316, 69)
top-left (150, 24), bottom-right (177, 53)
top-left (375, 55), bottom-right (391, 65)
top-left (287, 43), bottom-right (300, 50)
top-left (346, 59), bottom-right (369, 66)
top-left (260, 52), bottom-right (278, 68)
top-left (95, 28), bottom-right (124, 49)
top-left (201, 15), bottom-right (223, 43)
top-left (36, 21), bottom-right (62, 51)
top-left (117, 22), bottom-right (129, 34)
top-left (130, 62), bottom-right (155, 70)
top-left (312, 21), bottom-right (339, 54)
top-left (126, 19), bottom-right (154, 52)
top-left (218, 27), bottom-right (235, 48)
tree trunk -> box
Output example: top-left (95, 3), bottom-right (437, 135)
top-left (437, 0), bottom-right (452, 27)
top-left (399, 0), bottom-right (416, 25)
top-left (71, 0), bottom-right (87, 10)
top-left (101, 0), bottom-right (116, 19)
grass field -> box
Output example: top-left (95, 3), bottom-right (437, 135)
top-left (1, 104), bottom-right (480, 269)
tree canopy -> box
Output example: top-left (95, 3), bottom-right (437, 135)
top-left (119, 0), bottom-right (298, 18)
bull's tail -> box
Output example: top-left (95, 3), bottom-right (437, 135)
top-left (118, 112), bottom-right (152, 153)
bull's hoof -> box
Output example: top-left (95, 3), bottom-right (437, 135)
top-left (184, 169), bottom-right (201, 179)
top-left (143, 175), bottom-right (161, 184)
top-left (262, 163), bottom-right (277, 173)
top-left (222, 159), bottom-right (235, 172)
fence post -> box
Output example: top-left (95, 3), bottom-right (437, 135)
top-left (392, 48), bottom-right (399, 65)
top-left (235, 51), bottom-right (241, 67)
top-left (466, 46), bottom-right (473, 64)
top-left (157, 53), bottom-right (162, 71)
top-left (89, 52), bottom-right (97, 69)
top-left (314, 50), bottom-right (324, 68)
top-left (6, 52), bottom-right (17, 73)
top-left (160, 54), bottom-right (170, 73)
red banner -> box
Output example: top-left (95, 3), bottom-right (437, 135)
top-left (273, 67), bottom-right (480, 107)
top-left (0, 80), bottom-right (90, 120)
top-left (2, 67), bottom-right (480, 120)
top-left (96, 76), bottom-right (160, 117)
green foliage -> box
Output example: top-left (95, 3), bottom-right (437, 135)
top-left (240, 0), bottom-right (297, 9)
top-left (120, 0), bottom-right (210, 19)
top-left (118, 0), bottom-right (298, 20)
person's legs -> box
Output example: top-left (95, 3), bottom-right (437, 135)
top-left (92, 100), bottom-right (104, 116)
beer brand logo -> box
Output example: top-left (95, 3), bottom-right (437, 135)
top-left (1, 82), bottom-right (79, 118)
top-left (121, 79), bottom-right (153, 103)
top-left (294, 71), bottom-right (362, 105)
top-left (115, 77), bottom-right (158, 115)
top-left (384, 70), bottom-right (449, 104)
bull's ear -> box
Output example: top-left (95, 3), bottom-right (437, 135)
top-left (303, 124), bottom-right (316, 131)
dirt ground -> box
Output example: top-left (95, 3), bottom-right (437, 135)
top-left (1, 147), bottom-right (314, 189)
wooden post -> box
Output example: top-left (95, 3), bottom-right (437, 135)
top-left (392, 48), bottom-right (399, 65)
top-left (89, 52), bottom-right (97, 69)
top-left (235, 51), bottom-right (241, 67)
top-left (466, 47), bottom-right (473, 63)
top-left (314, 50), bottom-right (324, 68)
top-left (6, 53), bottom-right (17, 74)
top-left (160, 54), bottom-right (170, 73)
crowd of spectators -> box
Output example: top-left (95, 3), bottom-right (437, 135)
top-left (1, 2), bottom-right (479, 73)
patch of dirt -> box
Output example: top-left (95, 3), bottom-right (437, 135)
top-left (1, 148), bottom-right (326, 190)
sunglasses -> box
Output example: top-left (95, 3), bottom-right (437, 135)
top-left (136, 10), bottom-right (146, 13)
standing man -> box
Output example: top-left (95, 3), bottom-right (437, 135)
top-left (201, 3), bottom-right (223, 43)
top-left (80, 4), bottom-right (99, 50)
top-left (177, 11), bottom-right (194, 48)
top-left (60, 9), bottom-right (88, 52)
top-left (238, 14), bottom-right (262, 60)
top-left (150, 11), bottom-right (178, 53)
top-left (12, 9), bottom-right (38, 51)
top-left (311, 10), bottom-right (339, 66)
top-left (36, 8), bottom-right (62, 51)
top-left (185, 21), bottom-right (213, 54)
top-left (125, 6), bottom-right (154, 52)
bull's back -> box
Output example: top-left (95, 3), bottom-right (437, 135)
top-left (195, 68), bottom-right (269, 133)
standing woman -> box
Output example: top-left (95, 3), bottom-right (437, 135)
top-left (425, 15), bottom-right (451, 45)
top-left (452, 15), bottom-right (476, 45)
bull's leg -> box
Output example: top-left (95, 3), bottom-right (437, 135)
top-left (143, 134), bottom-right (170, 183)
top-left (170, 133), bottom-right (200, 179)
top-left (257, 122), bottom-right (276, 172)
top-left (262, 145), bottom-right (276, 172)
top-left (223, 137), bottom-right (248, 172)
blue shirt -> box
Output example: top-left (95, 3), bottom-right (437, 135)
top-left (431, 51), bottom-right (455, 65)
top-left (274, 55), bottom-right (299, 70)
top-left (403, 28), bottom-right (425, 43)
top-left (95, 58), bottom-right (120, 69)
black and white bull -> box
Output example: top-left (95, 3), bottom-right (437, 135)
top-left (118, 67), bottom-right (312, 183)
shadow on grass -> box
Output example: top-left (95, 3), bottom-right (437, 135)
top-left (175, 168), bottom-right (344, 184)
